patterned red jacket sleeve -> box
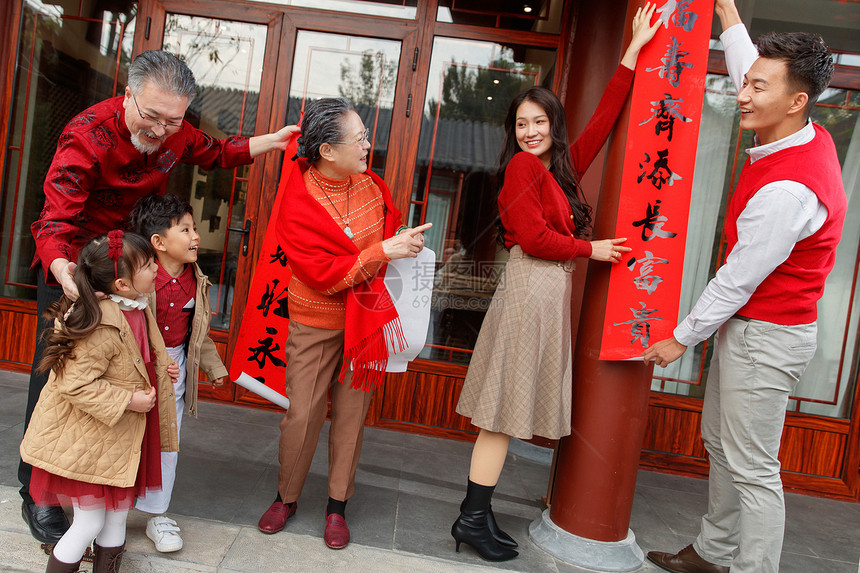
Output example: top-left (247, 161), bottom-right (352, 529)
top-left (33, 129), bottom-right (100, 272)
top-left (178, 125), bottom-right (252, 169)
top-left (32, 109), bottom-right (252, 280)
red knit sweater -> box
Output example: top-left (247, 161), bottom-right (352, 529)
top-left (286, 167), bottom-right (390, 329)
top-left (499, 65), bottom-right (634, 260)
top-left (726, 123), bottom-right (846, 325)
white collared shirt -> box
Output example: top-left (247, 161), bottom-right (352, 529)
top-left (673, 24), bottom-right (828, 347)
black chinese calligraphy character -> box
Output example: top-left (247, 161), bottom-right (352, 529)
top-left (639, 93), bottom-right (692, 141)
top-left (632, 200), bottom-right (678, 242)
top-left (613, 302), bottom-right (664, 347)
top-left (656, 0), bottom-right (699, 32)
top-left (647, 36), bottom-right (694, 87)
top-left (247, 326), bottom-right (286, 368)
top-left (674, 0), bottom-right (698, 31)
top-left (638, 149), bottom-right (683, 189)
top-left (269, 245), bottom-right (288, 267)
top-left (257, 278), bottom-right (288, 318)
top-left (627, 250), bottom-right (669, 295)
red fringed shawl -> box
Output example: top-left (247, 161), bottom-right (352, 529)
top-left (276, 155), bottom-right (405, 391)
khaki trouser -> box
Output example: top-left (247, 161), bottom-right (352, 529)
top-left (694, 317), bottom-right (817, 573)
top-left (277, 321), bottom-right (373, 503)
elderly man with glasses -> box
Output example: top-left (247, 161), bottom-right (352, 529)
top-left (21, 49), bottom-right (298, 552)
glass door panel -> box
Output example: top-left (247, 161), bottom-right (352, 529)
top-left (161, 15), bottom-right (267, 330)
top-left (286, 31), bottom-right (401, 180)
top-left (1, 2), bottom-right (136, 299)
top-left (409, 37), bottom-right (556, 365)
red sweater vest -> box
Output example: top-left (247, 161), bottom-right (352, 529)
top-left (725, 124), bottom-right (846, 325)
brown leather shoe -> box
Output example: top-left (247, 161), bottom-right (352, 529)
top-left (647, 544), bottom-right (730, 573)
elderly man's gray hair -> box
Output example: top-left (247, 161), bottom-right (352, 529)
top-left (127, 50), bottom-right (197, 105)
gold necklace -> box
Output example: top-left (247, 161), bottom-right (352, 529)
top-left (310, 168), bottom-right (353, 239)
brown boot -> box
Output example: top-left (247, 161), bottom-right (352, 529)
top-left (45, 552), bottom-right (81, 573)
top-left (92, 542), bottom-right (125, 573)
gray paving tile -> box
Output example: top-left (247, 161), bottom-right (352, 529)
top-left (169, 453), bottom-right (271, 523)
top-left (782, 492), bottom-right (860, 563)
top-left (779, 551), bottom-right (857, 573)
top-left (178, 409), bottom-right (281, 467)
top-left (343, 481), bottom-right (398, 549)
top-left (0, 423), bottom-right (25, 487)
top-left (363, 425), bottom-right (408, 448)
top-left (634, 478), bottom-right (708, 541)
top-left (196, 398), bottom-right (283, 427)
top-left (634, 468), bottom-right (708, 496)
top-left (0, 381), bottom-right (27, 431)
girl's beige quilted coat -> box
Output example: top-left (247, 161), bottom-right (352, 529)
top-left (21, 299), bottom-right (178, 487)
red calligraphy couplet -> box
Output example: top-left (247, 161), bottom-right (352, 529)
top-left (598, 1), bottom-right (713, 360)
top-left (228, 134), bottom-right (300, 401)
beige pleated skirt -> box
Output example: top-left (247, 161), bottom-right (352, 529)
top-left (456, 245), bottom-right (575, 440)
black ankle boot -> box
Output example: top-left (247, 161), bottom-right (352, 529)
top-left (451, 480), bottom-right (518, 561)
top-left (460, 498), bottom-right (517, 548)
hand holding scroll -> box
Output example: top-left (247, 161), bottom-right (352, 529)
top-left (643, 336), bottom-right (687, 367)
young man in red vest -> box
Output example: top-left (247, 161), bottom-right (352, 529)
top-left (643, 1), bottom-right (845, 572)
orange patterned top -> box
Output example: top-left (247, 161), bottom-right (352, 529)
top-left (287, 166), bottom-right (390, 329)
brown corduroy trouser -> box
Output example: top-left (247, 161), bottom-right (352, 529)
top-left (277, 320), bottom-right (373, 503)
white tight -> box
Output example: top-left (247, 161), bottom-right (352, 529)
top-left (51, 501), bottom-right (128, 564)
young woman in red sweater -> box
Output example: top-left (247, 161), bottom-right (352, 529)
top-left (451, 4), bottom-right (659, 562)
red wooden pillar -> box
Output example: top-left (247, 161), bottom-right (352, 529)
top-left (529, 1), bottom-right (654, 569)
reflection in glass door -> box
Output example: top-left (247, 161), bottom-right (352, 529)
top-left (161, 14), bottom-right (267, 329)
top-left (409, 37), bottom-right (556, 365)
top-left (286, 31), bottom-right (401, 180)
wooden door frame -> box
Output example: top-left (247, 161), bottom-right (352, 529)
top-left (137, 0), bottom-right (286, 370)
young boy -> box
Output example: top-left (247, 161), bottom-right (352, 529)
top-left (129, 194), bottom-right (228, 552)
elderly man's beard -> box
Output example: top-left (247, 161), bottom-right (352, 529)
top-left (131, 129), bottom-right (165, 154)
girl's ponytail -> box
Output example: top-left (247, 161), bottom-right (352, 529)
top-left (38, 231), bottom-right (154, 375)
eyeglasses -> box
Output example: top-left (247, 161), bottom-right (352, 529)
top-left (335, 127), bottom-right (369, 146)
top-left (130, 93), bottom-right (184, 130)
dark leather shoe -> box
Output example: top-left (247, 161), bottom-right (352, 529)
top-left (647, 544), bottom-right (729, 573)
top-left (22, 501), bottom-right (69, 543)
top-left (324, 513), bottom-right (350, 549)
top-left (257, 500), bottom-right (297, 534)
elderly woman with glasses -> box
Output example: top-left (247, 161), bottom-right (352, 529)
top-left (257, 97), bottom-right (430, 550)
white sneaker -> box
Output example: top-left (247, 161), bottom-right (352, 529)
top-left (145, 515), bottom-right (183, 552)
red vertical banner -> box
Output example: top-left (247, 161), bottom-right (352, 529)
top-left (228, 136), bottom-right (300, 405)
top-left (599, 0), bottom-right (713, 360)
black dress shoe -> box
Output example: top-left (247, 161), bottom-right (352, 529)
top-left (647, 544), bottom-right (730, 573)
top-left (22, 501), bottom-right (70, 543)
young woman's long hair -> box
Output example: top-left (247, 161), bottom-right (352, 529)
top-left (38, 232), bottom-right (155, 375)
top-left (496, 86), bottom-right (592, 244)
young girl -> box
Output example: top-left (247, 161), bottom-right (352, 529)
top-left (20, 230), bottom-right (179, 573)
top-left (451, 4), bottom-right (659, 562)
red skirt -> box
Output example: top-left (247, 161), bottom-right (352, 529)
top-left (30, 362), bottom-right (163, 510)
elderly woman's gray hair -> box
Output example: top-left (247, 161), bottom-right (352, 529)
top-left (296, 98), bottom-right (355, 164)
top-left (128, 50), bottom-right (197, 105)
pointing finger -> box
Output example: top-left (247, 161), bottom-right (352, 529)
top-left (406, 223), bottom-right (433, 235)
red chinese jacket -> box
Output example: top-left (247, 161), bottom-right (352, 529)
top-left (31, 96), bottom-right (252, 280)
